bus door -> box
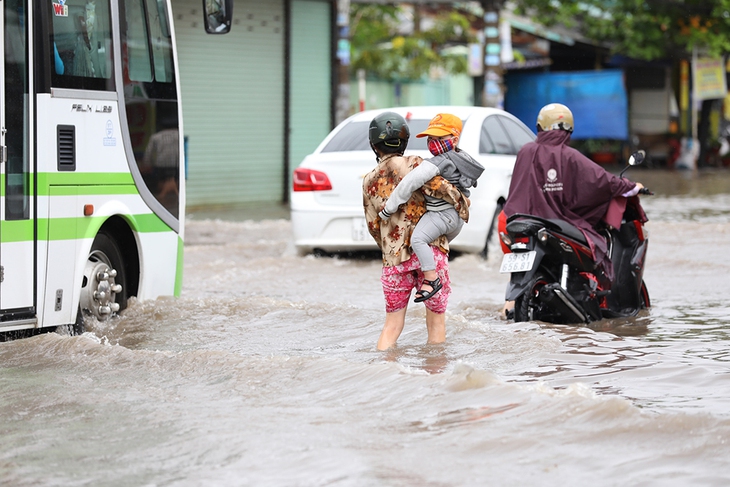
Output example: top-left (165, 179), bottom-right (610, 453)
top-left (0, 0), bottom-right (35, 319)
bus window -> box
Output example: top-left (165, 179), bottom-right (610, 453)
top-left (50, 0), bottom-right (113, 88)
top-left (5, 0), bottom-right (29, 220)
top-left (124, 0), bottom-right (152, 82)
top-left (145, 0), bottom-right (174, 82)
top-left (122, 0), bottom-right (179, 219)
top-left (124, 0), bottom-right (174, 83)
top-left (139, 101), bottom-right (179, 217)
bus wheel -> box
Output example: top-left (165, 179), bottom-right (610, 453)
top-left (79, 232), bottom-right (128, 322)
top-left (72, 306), bottom-right (86, 335)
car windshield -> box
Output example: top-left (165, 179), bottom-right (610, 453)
top-left (321, 119), bottom-right (434, 152)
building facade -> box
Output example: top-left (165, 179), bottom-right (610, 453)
top-left (172, 0), bottom-right (333, 207)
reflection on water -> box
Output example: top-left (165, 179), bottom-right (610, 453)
top-left (381, 343), bottom-right (450, 375)
top-left (587, 313), bottom-right (652, 337)
top-left (410, 402), bottom-right (521, 431)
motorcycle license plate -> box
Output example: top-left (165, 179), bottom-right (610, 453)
top-left (499, 251), bottom-right (537, 273)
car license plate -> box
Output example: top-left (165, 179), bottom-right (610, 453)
top-left (499, 251), bottom-right (537, 273)
top-left (352, 218), bottom-right (369, 241)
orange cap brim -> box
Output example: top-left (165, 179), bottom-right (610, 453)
top-left (416, 127), bottom-right (453, 138)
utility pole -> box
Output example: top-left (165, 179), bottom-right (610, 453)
top-left (335, 0), bottom-right (351, 125)
top-left (481, 0), bottom-right (503, 108)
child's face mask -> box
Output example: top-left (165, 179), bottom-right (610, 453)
top-left (427, 137), bottom-right (454, 156)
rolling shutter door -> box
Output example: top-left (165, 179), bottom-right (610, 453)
top-left (173, 0), bottom-right (285, 206)
top-left (289, 0), bottom-right (332, 181)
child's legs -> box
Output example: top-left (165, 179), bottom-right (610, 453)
top-left (411, 211), bottom-right (455, 272)
top-left (441, 208), bottom-right (464, 242)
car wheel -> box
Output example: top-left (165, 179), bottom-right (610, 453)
top-left (480, 203), bottom-right (503, 260)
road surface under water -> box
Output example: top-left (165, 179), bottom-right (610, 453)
top-left (1, 169), bottom-right (729, 486)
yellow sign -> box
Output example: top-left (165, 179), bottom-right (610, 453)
top-left (680, 60), bottom-right (689, 110)
top-left (693, 57), bottom-right (727, 100)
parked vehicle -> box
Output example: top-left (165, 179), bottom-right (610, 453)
top-left (500, 151), bottom-right (652, 324)
top-left (290, 106), bottom-right (535, 257)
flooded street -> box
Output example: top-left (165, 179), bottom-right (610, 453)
top-left (2, 169), bottom-right (730, 486)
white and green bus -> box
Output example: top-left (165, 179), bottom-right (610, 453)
top-left (1, 0), bottom-right (230, 334)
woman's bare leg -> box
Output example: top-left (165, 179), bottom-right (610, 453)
top-left (377, 307), bottom-right (408, 350)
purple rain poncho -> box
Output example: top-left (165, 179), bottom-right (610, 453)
top-left (503, 130), bottom-right (637, 283)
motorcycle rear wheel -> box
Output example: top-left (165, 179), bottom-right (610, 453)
top-left (514, 273), bottom-right (550, 322)
top-left (640, 279), bottom-right (651, 308)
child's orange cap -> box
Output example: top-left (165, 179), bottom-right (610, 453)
top-left (416, 113), bottom-right (462, 138)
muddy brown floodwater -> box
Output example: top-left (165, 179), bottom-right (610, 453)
top-left (1, 168), bottom-right (729, 487)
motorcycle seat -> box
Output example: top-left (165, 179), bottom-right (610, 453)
top-left (545, 218), bottom-right (588, 244)
top-left (508, 213), bottom-right (588, 245)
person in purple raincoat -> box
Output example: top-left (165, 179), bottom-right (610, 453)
top-left (501, 103), bottom-right (644, 317)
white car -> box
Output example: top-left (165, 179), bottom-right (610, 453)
top-left (290, 106), bottom-right (536, 257)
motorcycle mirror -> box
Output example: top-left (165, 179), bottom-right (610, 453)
top-left (628, 150), bottom-right (646, 166)
top-left (621, 150), bottom-right (646, 178)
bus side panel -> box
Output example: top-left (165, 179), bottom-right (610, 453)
top-left (36, 94), bottom-right (130, 176)
top-left (0, 240), bottom-right (36, 309)
top-left (36, 93), bottom-right (133, 327)
top-left (42, 188), bottom-right (81, 326)
top-left (136, 231), bottom-right (179, 299)
top-left (38, 191), bottom-right (180, 326)
top-left (36, 94), bottom-right (179, 327)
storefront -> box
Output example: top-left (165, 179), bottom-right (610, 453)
top-left (172, 0), bottom-right (333, 207)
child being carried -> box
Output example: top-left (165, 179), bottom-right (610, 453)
top-left (379, 113), bottom-right (484, 302)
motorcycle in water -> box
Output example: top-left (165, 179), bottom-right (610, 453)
top-left (500, 151), bottom-right (652, 324)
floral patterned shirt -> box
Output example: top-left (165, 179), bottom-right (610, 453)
top-left (362, 153), bottom-right (470, 267)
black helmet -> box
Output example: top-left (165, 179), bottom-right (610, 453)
top-left (368, 111), bottom-right (410, 155)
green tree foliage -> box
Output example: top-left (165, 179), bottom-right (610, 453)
top-left (512, 0), bottom-right (730, 60)
top-left (350, 5), bottom-right (476, 81)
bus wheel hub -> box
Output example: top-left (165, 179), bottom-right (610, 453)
top-left (80, 255), bottom-right (122, 321)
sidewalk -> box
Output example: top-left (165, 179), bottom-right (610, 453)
top-left (186, 203), bottom-right (291, 222)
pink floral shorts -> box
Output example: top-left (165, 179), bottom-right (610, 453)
top-left (381, 247), bottom-right (450, 313)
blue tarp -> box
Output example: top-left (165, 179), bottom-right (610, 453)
top-left (505, 70), bottom-right (629, 140)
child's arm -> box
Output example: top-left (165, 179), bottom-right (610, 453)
top-left (379, 160), bottom-right (440, 219)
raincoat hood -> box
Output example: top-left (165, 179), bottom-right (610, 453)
top-left (428, 149), bottom-right (485, 196)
